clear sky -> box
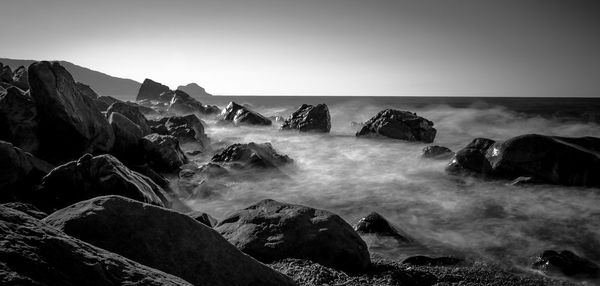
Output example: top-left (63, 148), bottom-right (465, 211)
top-left (1, 0), bottom-right (600, 96)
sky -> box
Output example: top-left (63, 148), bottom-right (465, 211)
top-left (1, 0), bottom-right (600, 96)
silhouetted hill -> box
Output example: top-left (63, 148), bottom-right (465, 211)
top-left (0, 58), bottom-right (141, 100)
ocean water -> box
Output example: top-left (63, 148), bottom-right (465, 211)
top-left (177, 96), bottom-right (600, 270)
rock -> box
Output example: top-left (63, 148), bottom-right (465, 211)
top-left (94, 95), bottom-right (121, 111)
top-left (219, 101), bottom-right (272, 125)
top-left (212, 142), bottom-right (292, 169)
top-left (281, 104), bottom-right (331, 133)
top-left (532, 250), bottom-right (599, 278)
top-left (177, 163), bottom-right (230, 197)
top-left (38, 154), bottom-right (168, 212)
top-left (11, 65), bottom-right (29, 90)
top-left (75, 82), bottom-right (98, 100)
top-left (0, 63), bottom-right (12, 84)
top-left (136, 78), bottom-right (170, 101)
top-left (106, 101), bottom-right (152, 135)
top-left (177, 82), bottom-right (212, 96)
top-left (167, 90), bottom-right (218, 115)
top-left (356, 109), bottom-right (436, 143)
top-left (28, 61), bottom-right (114, 164)
top-left (402, 255), bottom-right (462, 266)
top-left (422, 145), bottom-right (454, 160)
top-left (187, 211), bottom-right (218, 227)
top-left (446, 138), bottom-right (496, 175)
top-left (1, 202), bottom-right (47, 219)
top-left (164, 115), bottom-right (210, 150)
top-left (141, 134), bottom-right (188, 172)
top-left (0, 141), bottom-right (53, 202)
top-left (0, 86), bottom-right (40, 153)
top-left (269, 115), bottom-right (285, 123)
top-left (216, 199), bottom-right (371, 272)
top-left (44, 196), bottom-right (297, 286)
top-left (0, 205), bottom-right (192, 286)
top-left (108, 112), bottom-right (144, 162)
top-left (354, 212), bottom-right (410, 242)
top-left (125, 101), bottom-right (157, 115)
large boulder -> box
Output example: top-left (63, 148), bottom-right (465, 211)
top-left (0, 205), bottom-right (192, 286)
top-left (281, 104), bottom-right (331, 132)
top-left (106, 101), bottom-right (152, 135)
top-left (75, 82), bottom-right (98, 100)
top-left (11, 65), bottom-right (29, 90)
top-left (28, 61), bottom-right (114, 164)
top-left (108, 112), bottom-right (145, 161)
top-left (167, 90), bottom-right (218, 115)
top-left (0, 141), bottom-right (53, 202)
top-left (216, 199), bottom-right (371, 272)
top-left (212, 142), bottom-right (292, 169)
top-left (532, 250), bottom-right (599, 278)
top-left (164, 115), bottom-right (210, 152)
top-left (141, 134), bottom-right (188, 172)
top-left (0, 86), bottom-right (40, 153)
top-left (37, 154), bottom-right (168, 212)
top-left (94, 95), bottom-right (121, 111)
top-left (219, 101), bottom-right (272, 126)
top-left (356, 109), bottom-right (436, 143)
top-left (44, 196), bottom-right (296, 286)
top-left (177, 82), bottom-right (211, 97)
top-left (136, 78), bottom-right (170, 101)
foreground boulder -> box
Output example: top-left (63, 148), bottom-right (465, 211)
top-left (136, 78), bottom-right (170, 101)
top-left (141, 134), bottom-right (188, 172)
top-left (44, 196), bottom-right (296, 286)
top-left (219, 101), bottom-right (272, 125)
top-left (0, 141), bottom-right (53, 202)
top-left (212, 142), bottom-right (292, 169)
top-left (422, 145), bottom-right (454, 160)
top-left (38, 154), bottom-right (167, 212)
top-left (216, 199), bottom-right (371, 272)
top-left (532, 250), bottom-right (599, 278)
top-left (0, 205), bottom-right (192, 286)
top-left (106, 101), bottom-right (152, 134)
top-left (281, 104), bottom-right (331, 133)
top-left (0, 86), bottom-right (39, 153)
top-left (28, 61), bottom-right (114, 164)
top-left (354, 212), bottom-right (410, 242)
top-left (167, 90), bottom-right (219, 115)
top-left (356, 109), bottom-right (436, 143)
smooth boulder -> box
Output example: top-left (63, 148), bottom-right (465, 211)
top-left (75, 82), bottom-right (98, 100)
top-left (0, 141), bottom-right (53, 202)
top-left (136, 78), bottom-right (170, 101)
top-left (219, 101), bottom-right (272, 125)
top-left (356, 109), bottom-right (436, 143)
top-left (106, 101), bottom-right (152, 135)
top-left (0, 86), bottom-right (40, 153)
top-left (216, 199), bottom-right (371, 272)
top-left (141, 134), bottom-right (188, 172)
top-left (354, 212), bottom-right (410, 242)
top-left (281, 104), bottom-right (331, 132)
top-left (212, 142), bottom-right (292, 169)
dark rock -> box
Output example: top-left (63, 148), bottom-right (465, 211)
top-left (164, 114), bottom-right (209, 150)
top-left (28, 61), bottom-right (114, 164)
top-left (216, 199), bottom-right (371, 272)
top-left (75, 82), bottom-right (98, 100)
top-left (187, 211), bottom-right (218, 227)
top-left (1, 202), bottom-right (47, 219)
top-left (0, 63), bottom-right (12, 84)
top-left (356, 109), bottom-right (436, 143)
top-left (0, 141), bottom-right (53, 202)
top-left (11, 65), bottom-right (29, 90)
top-left (219, 101), bottom-right (272, 125)
top-left (106, 101), bottom-right (152, 135)
top-left (354, 212), bottom-right (410, 242)
top-left (402, 255), bottom-right (462, 267)
top-left (0, 86), bottom-right (40, 153)
top-left (125, 101), bottom-right (157, 115)
top-left (176, 82), bottom-right (211, 96)
top-left (136, 78), bottom-right (170, 101)
top-left (0, 205), bottom-right (192, 286)
top-left (212, 142), bottom-right (292, 169)
top-left (281, 104), bottom-right (331, 132)
top-left (108, 112), bottom-right (144, 162)
top-left (167, 90), bottom-right (218, 115)
top-left (94, 95), bottom-right (121, 111)
top-left (44, 196), bottom-right (297, 286)
top-left (177, 163), bottom-right (229, 196)
top-left (422, 145), bottom-right (454, 160)
top-left (141, 134), bottom-right (188, 172)
top-left (38, 154), bottom-right (168, 212)
top-left (533, 250), bottom-right (599, 278)
top-left (446, 138), bottom-right (496, 175)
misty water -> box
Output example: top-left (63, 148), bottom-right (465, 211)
top-left (177, 97), bottom-right (600, 270)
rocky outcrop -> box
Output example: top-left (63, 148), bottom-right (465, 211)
top-left (356, 109), bottom-right (436, 143)
top-left (219, 101), bottom-right (272, 126)
top-left (0, 86), bottom-right (40, 153)
top-left (1, 202), bottom-right (47, 219)
top-left (106, 101), bottom-right (152, 135)
top-left (354, 212), bottom-right (410, 242)
top-left (44, 196), bottom-right (297, 286)
top-left (0, 141), bottom-right (53, 202)
top-left (532, 250), bottom-right (599, 278)
top-left (75, 82), bottom-right (98, 100)
top-left (281, 104), bottom-right (331, 133)
top-left (11, 65), bottom-right (29, 90)
top-left (149, 115), bottom-right (210, 152)
top-left (108, 112), bottom-right (145, 161)
top-left (28, 61), bottom-right (114, 164)
top-left (212, 142), bottom-right (292, 169)
top-left (141, 134), bottom-right (188, 172)
top-left (0, 205), bottom-right (192, 286)
top-left (187, 211), bottom-right (218, 227)
top-left (422, 145), bottom-right (454, 160)
top-left (38, 154), bottom-right (168, 212)
top-left (216, 199), bottom-right (371, 272)
top-left (136, 78), bottom-right (170, 101)
top-left (94, 95), bottom-right (121, 111)
top-left (167, 90), bottom-right (219, 115)
top-left (0, 63), bottom-right (12, 84)
top-left (176, 82), bottom-right (211, 96)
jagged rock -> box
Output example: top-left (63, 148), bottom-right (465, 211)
top-left (216, 199), bottom-right (371, 272)
top-left (11, 66), bottom-right (29, 90)
top-left (532, 250), bottom-right (599, 278)
top-left (356, 109), bottom-right (436, 143)
top-left (212, 142), bottom-right (292, 169)
top-left (0, 205), bottom-right (192, 286)
top-left (176, 82), bottom-right (211, 96)
top-left (178, 163), bottom-right (229, 197)
top-left (0, 141), bottom-right (53, 202)
top-left (94, 95), bottom-right (121, 111)
top-left (75, 82), bottom-right (98, 100)
top-left (422, 145), bottom-right (454, 160)
top-left (0, 63), bottom-right (12, 84)
top-left (44, 196), bottom-right (297, 286)
top-left (136, 78), bottom-right (170, 101)
top-left (1, 202), bottom-right (47, 219)
top-left (402, 255), bottom-right (462, 267)
top-left (141, 134), bottom-right (188, 172)
top-left (106, 101), bottom-right (152, 135)
top-left (167, 90), bottom-right (218, 115)
top-left (163, 115), bottom-right (209, 150)
top-left (37, 154), bottom-right (168, 212)
top-left (108, 112), bottom-right (144, 162)
top-left (0, 86), bottom-right (40, 153)
top-left (187, 211), bottom-right (218, 227)
top-left (354, 212), bottom-right (410, 242)
top-left (28, 61), bottom-right (114, 164)
top-left (125, 101), bottom-right (157, 115)
top-left (281, 104), bottom-right (331, 133)
top-left (219, 101), bottom-right (272, 125)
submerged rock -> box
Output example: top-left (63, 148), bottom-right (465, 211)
top-left (216, 199), bottom-right (371, 272)
top-left (354, 212), bottom-right (410, 242)
top-left (0, 86), bottom-right (40, 153)
top-left (356, 109), bottom-right (436, 143)
top-left (219, 101), bottom-right (272, 125)
top-left (0, 140), bottom-right (53, 202)
top-left (44, 196), bottom-right (297, 286)
top-left (212, 142), bottom-right (292, 169)
top-left (422, 145), bottom-right (454, 160)
top-left (141, 134), bottom-right (188, 172)
top-left (136, 78), bottom-right (170, 101)
top-left (106, 101), bottom-right (152, 135)
top-left (281, 103), bottom-right (331, 132)
top-left (533, 250), bottom-right (599, 278)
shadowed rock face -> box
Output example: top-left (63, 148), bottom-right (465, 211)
top-left (75, 82), bottom-right (98, 100)
top-left (212, 142), bottom-right (292, 169)
top-left (187, 211), bottom-right (219, 227)
top-left (533, 250), bottom-right (599, 279)
top-left (356, 109), bottom-right (436, 143)
top-left (141, 134), bottom-right (188, 172)
top-left (28, 61), bottom-right (114, 164)
top-left (136, 78), bottom-right (170, 101)
top-left (0, 205), bottom-right (193, 286)
top-left (219, 101), bottom-right (272, 125)
top-left (216, 199), bottom-right (371, 272)
top-left (0, 140), bottom-right (53, 202)
top-left (281, 104), bottom-right (331, 133)
top-left (12, 66), bottom-right (29, 90)
top-left (0, 202), bottom-right (47, 219)
top-left (108, 112), bottom-right (145, 162)
top-left (106, 101), bottom-right (152, 135)
top-left (44, 196), bottom-right (297, 286)
top-left (0, 87), bottom-right (39, 153)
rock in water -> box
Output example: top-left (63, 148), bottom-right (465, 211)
top-left (106, 101), bottom-right (152, 135)
top-left (532, 250), bottom-right (599, 278)
top-left (108, 112), bottom-right (145, 162)
top-left (28, 61), bottom-right (114, 164)
top-left (0, 205), bottom-right (192, 286)
top-left (44, 196), bottom-right (297, 286)
top-left (422, 145), bottom-right (454, 160)
top-left (219, 101), bottom-right (272, 125)
top-left (11, 65), bottom-right (29, 90)
top-left (136, 78), bottom-right (170, 101)
top-left (446, 138), bottom-right (496, 175)
top-left (75, 82), bottom-right (98, 100)
top-left (176, 82), bottom-right (212, 96)
top-left (212, 142), bottom-right (292, 169)
top-left (163, 115), bottom-right (210, 151)
top-left (167, 90), bottom-right (218, 115)
top-left (141, 134), bottom-right (188, 172)
top-left (0, 86), bottom-right (40, 153)
top-left (356, 109), bottom-right (436, 143)
top-left (216, 199), bottom-right (371, 272)
top-left (0, 140), bottom-right (53, 202)
top-left (38, 154), bottom-right (168, 212)
top-left (354, 212), bottom-right (410, 242)
top-left (281, 103), bottom-right (331, 132)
